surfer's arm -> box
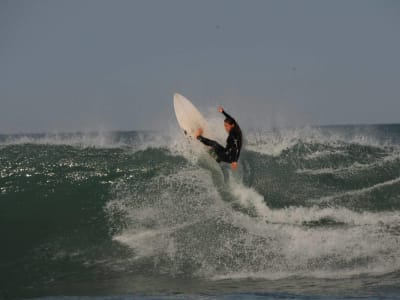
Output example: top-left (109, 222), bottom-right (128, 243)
top-left (219, 108), bottom-right (237, 126)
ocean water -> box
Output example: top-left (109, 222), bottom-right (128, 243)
top-left (1, 124), bottom-right (400, 299)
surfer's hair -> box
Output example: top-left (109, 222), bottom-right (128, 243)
top-left (224, 118), bottom-right (235, 126)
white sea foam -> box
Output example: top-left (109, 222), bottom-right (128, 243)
top-left (107, 156), bottom-right (400, 280)
top-left (0, 131), bottom-right (124, 148)
top-left (209, 196), bottom-right (400, 280)
top-left (102, 122), bottom-right (400, 280)
top-left (245, 126), bottom-right (395, 157)
top-left (0, 130), bottom-right (175, 151)
top-left (296, 161), bottom-right (377, 175)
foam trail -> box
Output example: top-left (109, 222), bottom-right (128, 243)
top-left (228, 173), bottom-right (271, 217)
top-left (107, 157), bottom-right (400, 281)
top-left (103, 124), bottom-right (400, 281)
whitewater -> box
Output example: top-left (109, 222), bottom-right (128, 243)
top-left (1, 124), bottom-right (400, 299)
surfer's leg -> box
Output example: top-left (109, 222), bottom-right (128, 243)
top-left (202, 143), bottom-right (233, 163)
top-left (197, 136), bottom-right (228, 162)
top-left (215, 152), bottom-right (231, 163)
top-left (197, 136), bottom-right (224, 149)
top-left (208, 144), bottom-right (231, 163)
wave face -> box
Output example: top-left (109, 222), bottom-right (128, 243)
top-left (1, 125), bottom-right (400, 298)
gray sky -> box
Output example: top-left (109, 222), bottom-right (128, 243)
top-left (1, 0), bottom-right (399, 133)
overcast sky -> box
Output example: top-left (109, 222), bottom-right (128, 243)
top-left (1, 0), bottom-right (399, 133)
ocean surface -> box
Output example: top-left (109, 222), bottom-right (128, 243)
top-left (1, 124), bottom-right (400, 300)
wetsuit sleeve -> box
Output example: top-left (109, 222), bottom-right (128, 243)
top-left (222, 110), bottom-right (237, 126)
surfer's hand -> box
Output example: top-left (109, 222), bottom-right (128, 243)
top-left (231, 162), bottom-right (238, 170)
top-left (218, 106), bottom-right (224, 113)
top-left (195, 128), bottom-right (203, 138)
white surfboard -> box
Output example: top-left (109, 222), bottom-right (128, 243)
top-left (173, 93), bottom-right (213, 139)
top-left (174, 93), bottom-right (225, 178)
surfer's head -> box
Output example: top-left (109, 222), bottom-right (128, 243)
top-left (224, 118), bottom-right (235, 132)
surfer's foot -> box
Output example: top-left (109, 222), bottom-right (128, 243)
top-left (195, 128), bottom-right (203, 138)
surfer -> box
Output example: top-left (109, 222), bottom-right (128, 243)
top-left (195, 106), bottom-right (242, 170)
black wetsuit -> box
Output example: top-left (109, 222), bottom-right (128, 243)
top-left (197, 110), bottom-right (242, 163)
